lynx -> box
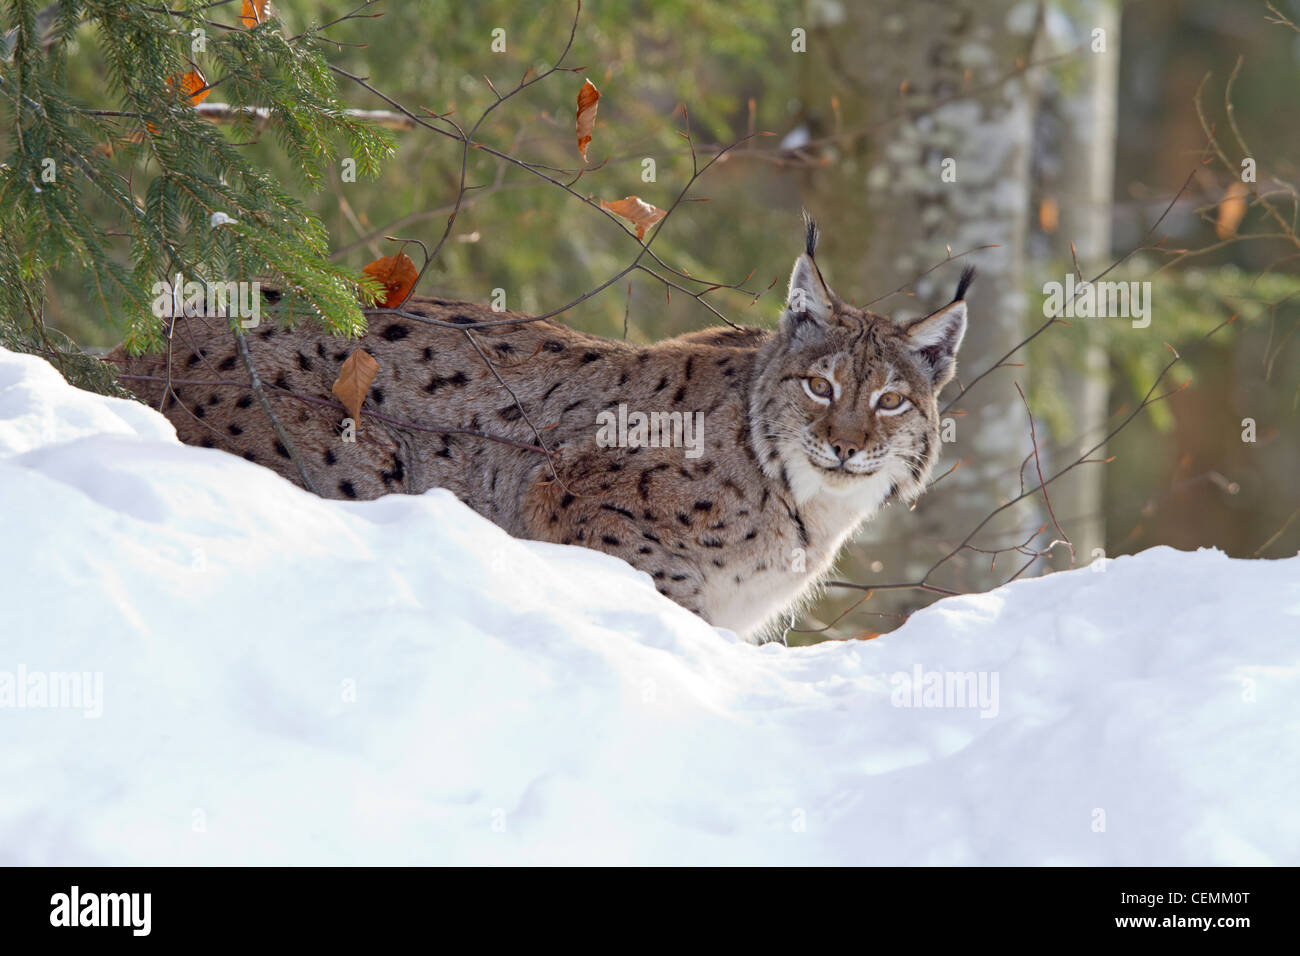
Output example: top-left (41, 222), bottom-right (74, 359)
top-left (109, 219), bottom-right (970, 640)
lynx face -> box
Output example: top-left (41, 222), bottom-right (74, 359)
top-left (750, 225), bottom-right (969, 507)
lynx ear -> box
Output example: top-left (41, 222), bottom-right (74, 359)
top-left (903, 268), bottom-right (972, 386)
top-left (780, 214), bottom-right (834, 338)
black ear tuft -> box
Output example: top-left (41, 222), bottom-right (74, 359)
top-left (802, 209), bottom-right (819, 259)
top-left (953, 265), bottom-right (976, 303)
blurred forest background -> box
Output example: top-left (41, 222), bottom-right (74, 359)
top-left (12, 0), bottom-right (1300, 640)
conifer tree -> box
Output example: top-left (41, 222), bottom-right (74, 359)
top-left (0, 0), bottom-right (393, 393)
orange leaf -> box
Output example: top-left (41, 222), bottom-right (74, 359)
top-left (600, 196), bottom-right (666, 240)
top-left (167, 69), bottom-right (210, 107)
top-left (362, 252), bottom-right (419, 308)
top-left (1216, 181), bottom-right (1248, 240)
top-left (331, 349), bottom-right (379, 424)
top-left (575, 78), bottom-right (600, 163)
top-left (1038, 196), bottom-right (1059, 234)
top-left (240, 0), bottom-right (271, 28)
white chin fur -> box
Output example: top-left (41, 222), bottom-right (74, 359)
top-left (829, 468), bottom-right (896, 513)
top-left (820, 474), bottom-right (866, 496)
top-left (786, 448), bottom-right (896, 510)
top-left (786, 451), bottom-right (827, 504)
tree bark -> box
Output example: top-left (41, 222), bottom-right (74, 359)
top-left (803, 1), bottom-right (1047, 627)
top-left (1042, 0), bottom-right (1120, 570)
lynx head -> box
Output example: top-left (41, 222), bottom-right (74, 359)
top-left (750, 216), bottom-right (970, 506)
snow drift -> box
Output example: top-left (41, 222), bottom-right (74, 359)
top-left (0, 346), bottom-right (1297, 865)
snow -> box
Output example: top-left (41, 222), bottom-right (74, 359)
top-left (1, 345), bottom-right (1297, 865)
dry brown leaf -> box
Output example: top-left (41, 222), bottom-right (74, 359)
top-left (168, 69), bottom-right (211, 107)
top-left (332, 349), bottom-right (379, 424)
top-left (575, 78), bottom-right (600, 163)
top-left (601, 196), bottom-right (666, 239)
top-left (362, 252), bottom-right (419, 308)
top-left (1216, 181), bottom-right (1249, 240)
top-left (150, 70), bottom-right (209, 134)
top-left (240, 0), bottom-right (271, 28)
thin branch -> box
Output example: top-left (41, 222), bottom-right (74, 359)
top-left (1014, 380), bottom-right (1073, 565)
top-left (829, 316), bottom-right (1235, 603)
top-left (194, 101), bottom-right (418, 129)
top-left (232, 328), bottom-right (319, 494)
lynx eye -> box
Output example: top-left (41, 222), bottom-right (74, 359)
top-left (876, 391), bottom-right (906, 410)
top-left (805, 376), bottom-right (833, 399)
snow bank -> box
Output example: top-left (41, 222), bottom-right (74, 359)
top-left (1, 346), bottom-right (1297, 865)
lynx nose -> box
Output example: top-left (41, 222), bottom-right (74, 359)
top-left (830, 438), bottom-right (859, 463)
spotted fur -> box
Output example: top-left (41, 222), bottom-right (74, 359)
top-left (108, 223), bottom-right (969, 640)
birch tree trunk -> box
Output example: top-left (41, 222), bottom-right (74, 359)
top-left (1043, 0), bottom-right (1120, 570)
top-left (802, 0), bottom-right (1047, 627)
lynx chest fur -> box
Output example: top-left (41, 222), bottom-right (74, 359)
top-left (112, 222), bottom-right (969, 640)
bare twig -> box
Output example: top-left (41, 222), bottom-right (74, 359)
top-left (829, 316), bottom-right (1235, 603)
top-left (232, 328), bottom-right (320, 494)
top-left (1254, 506), bottom-right (1300, 557)
top-left (462, 328), bottom-right (571, 489)
top-left (1014, 381), bottom-right (1074, 565)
